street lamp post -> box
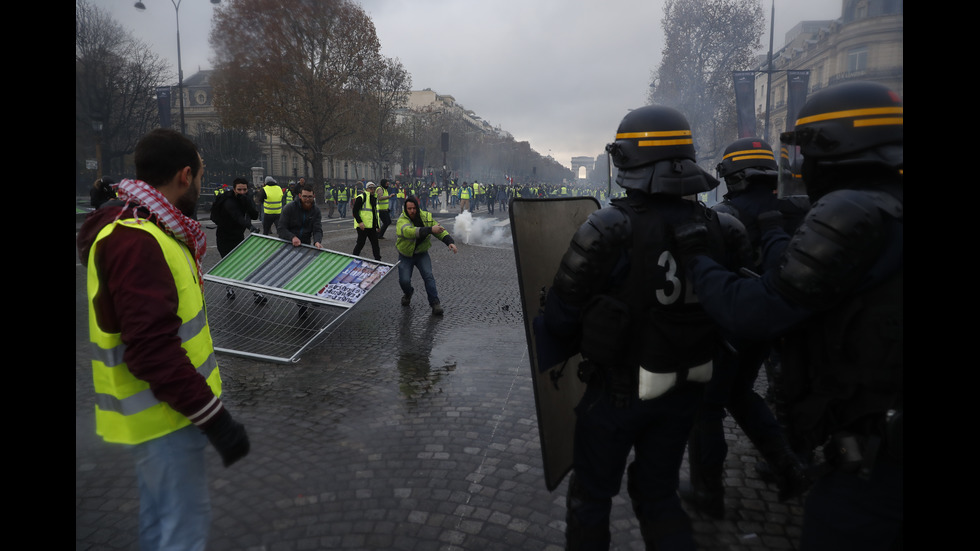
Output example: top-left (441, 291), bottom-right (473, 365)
top-left (763, 0), bottom-right (775, 142)
top-left (92, 120), bottom-right (104, 181)
top-left (135, 0), bottom-right (220, 135)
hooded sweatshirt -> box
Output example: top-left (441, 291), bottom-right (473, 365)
top-left (395, 196), bottom-right (454, 257)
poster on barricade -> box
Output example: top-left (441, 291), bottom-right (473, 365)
top-left (316, 260), bottom-right (391, 304)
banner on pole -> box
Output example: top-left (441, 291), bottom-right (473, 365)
top-left (785, 70), bottom-right (811, 131)
top-left (156, 87), bottom-right (172, 130)
top-left (733, 71), bottom-right (757, 138)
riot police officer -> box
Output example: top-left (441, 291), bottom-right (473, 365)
top-left (677, 81), bottom-right (903, 550)
top-left (681, 138), bottom-right (811, 518)
top-left (543, 105), bottom-right (752, 550)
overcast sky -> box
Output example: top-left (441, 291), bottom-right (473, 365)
top-left (94, 0), bottom-right (841, 170)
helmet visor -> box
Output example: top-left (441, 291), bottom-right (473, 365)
top-left (777, 143), bottom-right (807, 198)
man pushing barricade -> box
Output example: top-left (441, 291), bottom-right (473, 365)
top-left (538, 105), bottom-right (752, 550)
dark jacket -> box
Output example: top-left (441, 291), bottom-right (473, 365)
top-left (278, 199), bottom-right (323, 245)
top-left (90, 181), bottom-right (115, 209)
top-left (213, 190), bottom-right (259, 257)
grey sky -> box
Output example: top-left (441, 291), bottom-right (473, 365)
top-left (94, 0), bottom-right (841, 170)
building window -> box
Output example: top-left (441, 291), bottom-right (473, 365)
top-left (847, 47), bottom-right (869, 72)
top-left (856, 0), bottom-right (869, 19)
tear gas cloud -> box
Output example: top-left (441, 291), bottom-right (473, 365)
top-left (452, 211), bottom-right (512, 248)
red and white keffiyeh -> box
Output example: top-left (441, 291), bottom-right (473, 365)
top-left (114, 179), bottom-right (208, 290)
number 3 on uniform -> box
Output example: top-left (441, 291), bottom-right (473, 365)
top-left (656, 250), bottom-right (698, 305)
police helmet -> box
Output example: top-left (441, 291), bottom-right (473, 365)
top-left (780, 81), bottom-right (902, 198)
top-left (780, 81), bottom-right (902, 165)
top-left (716, 137), bottom-right (778, 193)
top-left (605, 105), bottom-right (718, 196)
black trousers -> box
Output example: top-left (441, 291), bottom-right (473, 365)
top-left (353, 227), bottom-right (381, 260)
top-left (378, 210), bottom-right (392, 238)
top-left (262, 214), bottom-right (279, 235)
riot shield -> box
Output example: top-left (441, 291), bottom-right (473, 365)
top-left (509, 196), bottom-right (600, 491)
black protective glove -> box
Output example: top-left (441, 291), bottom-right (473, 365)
top-left (673, 222), bottom-right (710, 266)
top-left (757, 210), bottom-right (784, 234)
top-left (204, 409), bottom-right (250, 467)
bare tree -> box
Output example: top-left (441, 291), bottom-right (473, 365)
top-left (76, 0), bottom-right (170, 180)
top-left (355, 56), bottom-right (412, 180)
top-left (194, 122), bottom-right (264, 185)
top-left (648, 0), bottom-right (765, 163)
top-left (210, 0), bottom-right (387, 196)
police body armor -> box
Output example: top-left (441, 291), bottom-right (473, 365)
top-left (561, 194), bottom-right (744, 406)
top-left (772, 188), bottom-right (903, 469)
top-left (714, 192), bottom-right (809, 248)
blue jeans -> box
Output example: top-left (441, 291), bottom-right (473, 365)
top-left (130, 425), bottom-right (210, 551)
top-left (398, 251), bottom-right (440, 306)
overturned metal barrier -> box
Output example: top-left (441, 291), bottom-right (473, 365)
top-left (203, 233), bottom-right (397, 363)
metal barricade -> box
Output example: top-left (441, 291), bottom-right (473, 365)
top-left (203, 233), bottom-right (397, 363)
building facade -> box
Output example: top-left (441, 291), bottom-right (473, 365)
top-left (175, 70), bottom-right (398, 187)
top-left (753, 0), bottom-right (903, 143)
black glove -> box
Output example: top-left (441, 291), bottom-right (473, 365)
top-left (673, 222), bottom-right (710, 266)
top-left (757, 210), bottom-right (784, 234)
top-left (204, 409), bottom-right (250, 467)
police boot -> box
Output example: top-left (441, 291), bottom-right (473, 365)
top-left (759, 439), bottom-right (812, 502)
top-left (679, 420), bottom-right (725, 519)
top-left (565, 473), bottom-right (611, 551)
top-left (629, 462), bottom-right (696, 549)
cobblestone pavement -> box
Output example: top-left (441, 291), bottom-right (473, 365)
top-left (76, 204), bottom-right (804, 550)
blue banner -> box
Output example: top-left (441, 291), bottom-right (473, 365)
top-left (156, 86), bottom-right (172, 129)
top-left (733, 71), bottom-right (757, 138)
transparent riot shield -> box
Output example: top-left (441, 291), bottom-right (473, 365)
top-left (509, 196), bottom-right (600, 491)
top-left (778, 143), bottom-right (807, 198)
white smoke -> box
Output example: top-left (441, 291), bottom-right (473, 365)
top-left (452, 210), bottom-right (512, 248)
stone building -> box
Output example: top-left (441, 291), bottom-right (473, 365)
top-left (754, 0), bottom-right (903, 142)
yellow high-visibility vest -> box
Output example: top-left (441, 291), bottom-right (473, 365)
top-left (263, 184), bottom-right (284, 214)
top-left (88, 219), bottom-right (221, 445)
top-left (354, 191), bottom-right (377, 229)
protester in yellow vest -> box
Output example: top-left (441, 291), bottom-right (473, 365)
top-left (352, 181), bottom-right (382, 260)
top-left (460, 182), bottom-right (472, 212)
top-left (76, 128), bottom-right (249, 551)
top-left (377, 178), bottom-right (395, 239)
top-left (396, 194), bottom-right (458, 315)
top-left (257, 176), bottom-right (284, 235)
top-left (334, 184), bottom-right (348, 218)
